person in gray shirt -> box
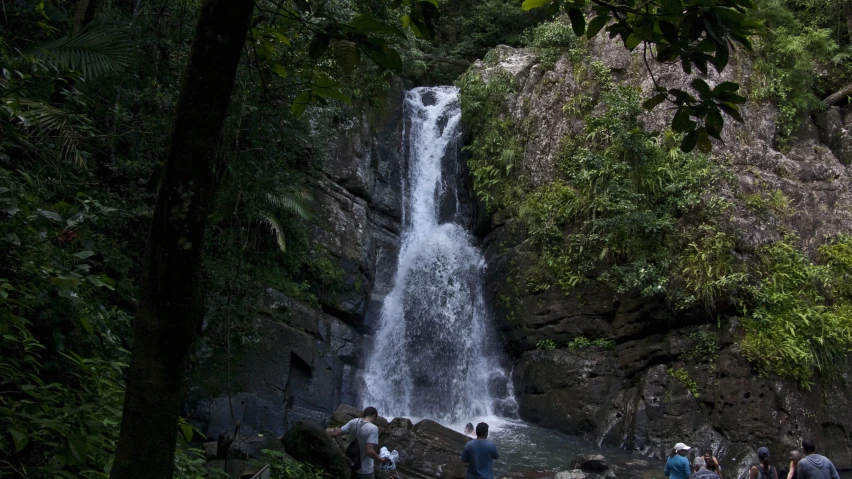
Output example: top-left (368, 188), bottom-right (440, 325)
top-left (797, 440), bottom-right (841, 479)
top-left (330, 407), bottom-right (389, 479)
top-left (692, 457), bottom-right (720, 479)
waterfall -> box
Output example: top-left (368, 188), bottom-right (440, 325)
top-left (361, 86), bottom-right (517, 425)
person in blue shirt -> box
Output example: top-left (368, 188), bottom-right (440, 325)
top-left (665, 442), bottom-right (693, 479)
top-left (461, 422), bottom-right (499, 479)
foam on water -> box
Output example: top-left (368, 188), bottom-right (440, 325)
top-left (361, 86), bottom-right (517, 425)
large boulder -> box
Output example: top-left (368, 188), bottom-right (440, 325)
top-left (380, 418), bottom-right (471, 479)
top-left (280, 420), bottom-right (349, 479)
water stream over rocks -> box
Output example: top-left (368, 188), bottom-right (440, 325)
top-left (361, 86), bottom-right (516, 424)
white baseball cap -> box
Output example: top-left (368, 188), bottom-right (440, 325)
top-left (674, 442), bottom-right (692, 452)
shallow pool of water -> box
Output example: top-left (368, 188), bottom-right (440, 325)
top-left (433, 416), bottom-right (852, 479)
top-left (440, 417), bottom-right (658, 479)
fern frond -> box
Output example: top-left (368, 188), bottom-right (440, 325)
top-left (11, 99), bottom-right (94, 165)
top-left (31, 28), bottom-right (130, 79)
top-left (260, 212), bottom-right (287, 252)
top-left (265, 192), bottom-right (311, 220)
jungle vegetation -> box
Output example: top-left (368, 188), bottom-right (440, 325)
top-left (2, 0), bottom-right (852, 477)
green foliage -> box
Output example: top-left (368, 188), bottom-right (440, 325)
top-left (0, 170), bottom-right (133, 477)
top-left (0, 0), bottom-right (417, 475)
top-left (536, 338), bottom-right (557, 350)
top-left (173, 447), bottom-right (230, 479)
top-left (568, 336), bottom-right (616, 349)
top-left (31, 27), bottom-right (131, 80)
top-left (262, 449), bottom-right (326, 479)
top-left (521, 0), bottom-right (757, 152)
top-left (442, 0), bottom-right (546, 59)
top-left (739, 236), bottom-right (852, 387)
top-left (458, 68), bottom-right (526, 211)
top-left (517, 82), bottom-right (728, 302)
top-left (749, 0), bottom-right (840, 146)
top-left (521, 17), bottom-right (578, 69)
top-left (667, 367), bottom-right (700, 398)
top-left (680, 330), bottom-right (720, 362)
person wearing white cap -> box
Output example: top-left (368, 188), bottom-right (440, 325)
top-left (665, 442), bottom-right (693, 479)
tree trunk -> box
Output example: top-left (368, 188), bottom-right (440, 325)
top-left (72, 0), bottom-right (99, 34)
top-left (844, 0), bottom-right (852, 41)
top-left (824, 82), bottom-right (852, 106)
top-left (110, 0), bottom-right (253, 477)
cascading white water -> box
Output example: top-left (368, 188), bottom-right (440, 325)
top-left (361, 86), bottom-right (516, 425)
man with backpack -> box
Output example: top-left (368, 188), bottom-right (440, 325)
top-left (330, 406), bottom-right (388, 479)
top-left (797, 440), bottom-right (841, 479)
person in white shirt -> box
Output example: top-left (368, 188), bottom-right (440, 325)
top-left (330, 407), bottom-right (388, 479)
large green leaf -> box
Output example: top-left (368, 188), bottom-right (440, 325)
top-left (522, 0), bottom-right (551, 10)
top-left (333, 40), bottom-right (360, 74)
top-left (31, 28), bottom-right (130, 79)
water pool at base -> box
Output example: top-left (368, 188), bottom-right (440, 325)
top-left (447, 418), bottom-right (852, 479)
top-left (453, 418), bottom-right (658, 479)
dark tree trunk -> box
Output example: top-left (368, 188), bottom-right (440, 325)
top-left (110, 0), bottom-right (253, 477)
top-left (844, 0), bottom-right (852, 41)
top-left (72, 0), bottom-right (99, 33)
top-left (824, 82), bottom-right (852, 106)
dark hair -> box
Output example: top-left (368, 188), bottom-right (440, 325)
top-left (475, 422), bottom-right (489, 438)
top-left (362, 407), bottom-right (378, 419)
top-left (464, 423), bottom-right (474, 432)
top-left (802, 440), bottom-right (816, 454)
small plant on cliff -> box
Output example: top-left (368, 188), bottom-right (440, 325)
top-left (681, 330), bottom-right (720, 363)
top-left (568, 336), bottom-right (616, 349)
top-left (521, 16), bottom-right (578, 69)
top-left (667, 368), bottom-right (700, 399)
top-left (536, 339), bottom-right (557, 350)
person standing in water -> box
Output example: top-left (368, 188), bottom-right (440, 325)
top-left (797, 440), bottom-right (840, 479)
top-left (665, 443), bottom-right (693, 479)
top-left (464, 423), bottom-right (475, 438)
top-left (748, 447), bottom-right (779, 479)
top-left (461, 422), bottom-right (499, 479)
top-left (703, 450), bottom-right (722, 479)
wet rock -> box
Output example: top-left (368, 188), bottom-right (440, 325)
top-left (185, 296), bottom-right (364, 438)
top-left (331, 403), bottom-right (363, 426)
top-left (379, 417), bottom-right (470, 479)
top-left (572, 454), bottom-right (609, 472)
top-left (389, 417), bottom-right (413, 430)
top-left (280, 420), bottom-right (349, 479)
top-left (556, 470), bottom-right (587, 479)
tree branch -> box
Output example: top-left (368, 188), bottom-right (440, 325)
top-left (823, 83), bottom-right (852, 106)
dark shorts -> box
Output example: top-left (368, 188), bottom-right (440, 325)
top-left (352, 472), bottom-right (374, 479)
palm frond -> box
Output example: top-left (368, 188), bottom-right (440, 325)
top-left (265, 192), bottom-right (311, 220)
top-left (31, 28), bottom-right (130, 79)
top-left (260, 212), bottom-right (287, 253)
top-left (12, 99), bottom-right (94, 165)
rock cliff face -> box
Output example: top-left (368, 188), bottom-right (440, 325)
top-left (185, 80), bottom-right (407, 438)
top-left (470, 41), bottom-right (852, 473)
